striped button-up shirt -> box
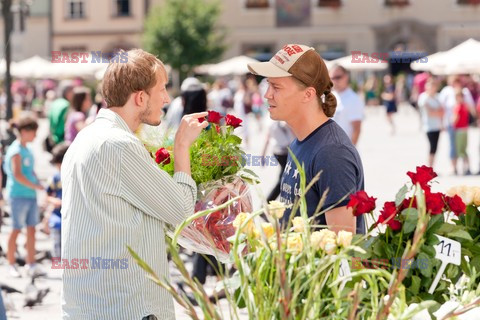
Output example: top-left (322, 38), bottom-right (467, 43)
top-left (61, 108), bottom-right (196, 319)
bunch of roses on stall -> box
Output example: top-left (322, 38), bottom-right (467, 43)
top-left (348, 165), bottom-right (477, 306)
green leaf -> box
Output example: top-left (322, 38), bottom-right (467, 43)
top-left (447, 229), bottom-right (473, 241)
top-left (418, 252), bottom-right (432, 278)
top-left (410, 275), bottom-right (421, 295)
top-left (426, 214), bottom-right (444, 234)
top-left (420, 244), bottom-right (436, 258)
top-left (402, 208), bottom-right (418, 234)
top-left (470, 255), bottom-right (480, 272)
top-left (395, 185), bottom-right (409, 206)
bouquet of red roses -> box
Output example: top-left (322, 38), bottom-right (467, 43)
top-left (149, 111), bottom-right (258, 262)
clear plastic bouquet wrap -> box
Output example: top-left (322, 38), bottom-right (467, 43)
top-left (172, 175), bottom-right (253, 262)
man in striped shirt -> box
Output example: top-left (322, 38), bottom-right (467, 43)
top-left (61, 49), bottom-right (208, 319)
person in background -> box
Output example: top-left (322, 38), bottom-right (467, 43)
top-left (262, 120), bottom-right (295, 202)
top-left (4, 113), bottom-right (44, 278)
top-left (48, 84), bottom-right (74, 145)
top-left (330, 65), bottom-right (365, 146)
top-left (417, 78), bottom-right (444, 169)
top-left (45, 143), bottom-right (69, 258)
top-left (452, 90), bottom-right (471, 175)
top-left (381, 74), bottom-right (397, 135)
top-left (64, 87), bottom-right (92, 143)
top-left (438, 76), bottom-right (475, 175)
top-left (207, 79), bottom-right (233, 115)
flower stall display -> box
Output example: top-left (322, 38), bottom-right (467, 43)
top-left (349, 166), bottom-right (478, 306)
top-left (146, 111), bottom-right (258, 261)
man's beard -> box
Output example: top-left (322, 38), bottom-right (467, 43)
top-left (139, 99), bottom-right (161, 126)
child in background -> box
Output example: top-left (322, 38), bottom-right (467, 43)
top-left (4, 113), bottom-right (44, 277)
top-left (45, 143), bottom-right (69, 258)
top-left (452, 91), bottom-right (470, 175)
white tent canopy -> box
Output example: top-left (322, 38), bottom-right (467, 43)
top-left (326, 55), bottom-right (388, 71)
top-left (410, 38), bottom-right (480, 75)
top-left (11, 55), bottom-right (51, 78)
top-left (197, 55), bottom-right (260, 76)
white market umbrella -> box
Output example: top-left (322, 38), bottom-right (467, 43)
top-left (327, 55), bottom-right (388, 71)
top-left (11, 55), bottom-right (52, 78)
top-left (205, 55), bottom-right (260, 76)
top-left (411, 38), bottom-right (480, 75)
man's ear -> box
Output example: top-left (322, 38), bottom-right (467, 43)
top-left (133, 91), bottom-right (146, 107)
top-left (303, 87), bottom-right (317, 103)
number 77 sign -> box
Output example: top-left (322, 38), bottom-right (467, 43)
top-left (428, 235), bottom-right (461, 294)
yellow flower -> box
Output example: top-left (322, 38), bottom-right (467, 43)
top-left (267, 201), bottom-right (286, 219)
top-left (261, 222), bottom-right (275, 239)
top-left (473, 187), bottom-right (480, 206)
top-left (337, 230), bottom-right (353, 248)
top-left (286, 233), bottom-right (303, 254)
top-left (233, 212), bottom-right (254, 235)
top-left (292, 217), bottom-right (306, 233)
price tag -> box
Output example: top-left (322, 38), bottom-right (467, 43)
top-left (428, 235), bottom-right (461, 294)
top-left (338, 259), bottom-right (351, 291)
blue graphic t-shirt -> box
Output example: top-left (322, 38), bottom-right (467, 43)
top-left (47, 172), bottom-right (62, 230)
top-left (279, 119), bottom-right (366, 234)
top-left (4, 140), bottom-right (37, 199)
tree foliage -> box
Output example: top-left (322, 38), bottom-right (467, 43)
top-left (143, 0), bottom-right (226, 78)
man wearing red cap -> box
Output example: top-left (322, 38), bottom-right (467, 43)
top-left (248, 44), bottom-right (365, 234)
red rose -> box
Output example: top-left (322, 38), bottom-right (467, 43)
top-left (155, 147), bottom-right (171, 165)
top-left (207, 110), bottom-right (223, 124)
top-left (215, 125), bottom-right (220, 134)
top-left (425, 190), bottom-right (445, 215)
top-left (199, 116), bottom-right (206, 123)
top-left (347, 190), bottom-right (376, 216)
top-left (406, 165), bottom-right (437, 189)
top-left (446, 195), bottom-right (466, 216)
top-left (400, 197), bottom-right (417, 210)
top-left (225, 114), bottom-right (242, 128)
top-left (378, 201), bottom-right (402, 230)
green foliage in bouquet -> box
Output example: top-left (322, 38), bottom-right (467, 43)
top-left (150, 111), bottom-right (258, 185)
top-left (350, 166), bottom-right (477, 307)
top-left (128, 157), bottom-right (439, 319)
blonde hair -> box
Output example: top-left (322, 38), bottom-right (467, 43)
top-left (102, 49), bottom-right (167, 107)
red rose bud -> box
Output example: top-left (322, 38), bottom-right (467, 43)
top-left (347, 190), bottom-right (376, 216)
top-left (446, 195), bottom-right (466, 216)
top-left (155, 147), bottom-right (171, 165)
top-left (379, 201), bottom-right (397, 222)
top-left (388, 219), bottom-right (403, 231)
top-left (406, 165), bottom-right (438, 189)
top-left (207, 110), bottom-right (223, 124)
top-left (425, 189), bottom-right (445, 215)
top-left (215, 125), bottom-right (220, 134)
top-left (198, 117), bottom-right (206, 123)
top-left (225, 114), bottom-right (242, 128)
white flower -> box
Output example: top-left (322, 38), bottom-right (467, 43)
top-left (292, 217), bottom-right (306, 233)
top-left (337, 230), bottom-right (353, 248)
top-left (324, 239), bottom-right (337, 255)
top-left (267, 201), bottom-right (286, 219)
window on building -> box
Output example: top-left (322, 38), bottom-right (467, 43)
top-left (246, 0), bottom-right (269, 8)
top-left (314, 42), bottom-right (346, 61)
top-left (114, 0), bottom-right (130, 16)
top-left (318, 0), bottom-right (342, 7)
top-left (66, 0), bottom-right (85, 19)
top-left (384, 0), bottom-right (410, 6)
top-left (457, 0), bottom-right (480, 4)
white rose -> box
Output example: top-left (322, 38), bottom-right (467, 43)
top-left (267, 201), bottom-right (286, 219)
top-left (292, 217), bottom-right (306, 233)
top-left (324, 238), bottom-right (337, 255)
top-left (337, 230), bottom-right (353, 248)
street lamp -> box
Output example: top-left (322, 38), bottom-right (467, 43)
top-left (2, 0), bottom-right (30, 121)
